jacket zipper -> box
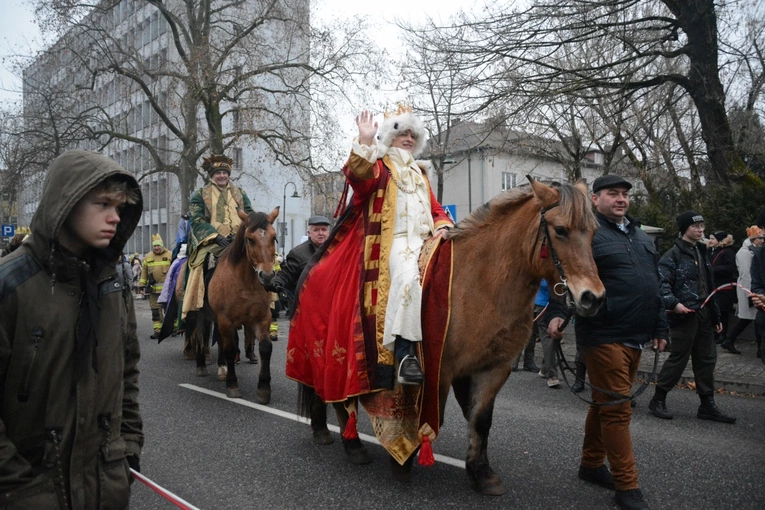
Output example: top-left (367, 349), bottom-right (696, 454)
top-left (17, 326), bottom-right (44, 403)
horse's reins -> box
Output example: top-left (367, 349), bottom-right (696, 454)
top-left (533, 202), bottom-right (660, 407)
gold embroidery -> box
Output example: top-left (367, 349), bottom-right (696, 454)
top-left (332, 341), bottom-right (347, 365)
top-left (400, 284), bottom-right (413, 308)
top-left (287, 348), bottom-right (295, 364)
top-left (313, 340), bottom-right (324, 359)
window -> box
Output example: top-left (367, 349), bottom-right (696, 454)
top-left (502, 172), bottom-right (517, 191)
top-left (231, 108), bottom-right (240, 130)
top-left (232, 147), bottom-right (243, 171)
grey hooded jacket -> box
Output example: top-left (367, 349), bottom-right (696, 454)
top-left (0, 150), bottom-right (144, 509)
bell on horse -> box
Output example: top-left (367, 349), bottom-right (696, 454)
top-left (292, 177), bottom-right (604, 495)
top-left (206, 207), bottom-right (280, 401)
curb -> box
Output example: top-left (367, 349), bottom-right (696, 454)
top-left (636, 369), bottom-right (765, 396)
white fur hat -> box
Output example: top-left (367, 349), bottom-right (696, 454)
top-left (376, 112), bottom-right (427, 157)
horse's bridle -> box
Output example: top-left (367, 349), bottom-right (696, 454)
top-left (533, 201), bottom-right (660, 407)
top-left (533, 201), bottom-right (572, 309)
top-left (242, 214), bottom-right (273, 279)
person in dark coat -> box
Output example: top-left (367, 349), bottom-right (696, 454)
top-left (0, 150), bottom-right (143, 508)
top-left (547, 175), bottom-right (667, 510)
top-left (707, 230), bottom-right (737, 348)
top-left (648, 212), bottom-right (735, 424)
top-left (267, 215), bottom-right (331, 315)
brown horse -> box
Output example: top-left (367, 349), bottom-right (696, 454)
top-left (204, 207), bottom-right (279, 401)
top-left (303, 178), bottom-right (605, 494)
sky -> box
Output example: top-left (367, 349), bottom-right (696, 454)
top-left (0, 0), bottom-right (470, 105)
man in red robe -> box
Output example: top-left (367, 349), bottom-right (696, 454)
top-left (286, 107), bottom-right (453, 404)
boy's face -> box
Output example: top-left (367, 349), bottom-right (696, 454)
top-left (60, 188), bottom-right (125, 255)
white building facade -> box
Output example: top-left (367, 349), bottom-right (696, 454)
top-left (21, 0), bottom-right (312, 256)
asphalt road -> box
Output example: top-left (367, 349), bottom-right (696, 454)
top-left (129, 299), bottom-right (765, 510)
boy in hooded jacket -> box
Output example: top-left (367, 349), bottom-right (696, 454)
top-left (0, 150), bottom-right (144, 509)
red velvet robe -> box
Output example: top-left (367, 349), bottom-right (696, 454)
top-left (286, 152), bottom-right (453, 402)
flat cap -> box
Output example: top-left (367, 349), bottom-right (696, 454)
top-left (308, 215), bottom-right (331, 226)
top-left (592, 175), bottom-right (632, 193)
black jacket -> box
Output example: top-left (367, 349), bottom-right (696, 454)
top-left (750, 246), bottom-right (765, 296)
top-left (549, 212), bottom-right (669, 346)
top-left (658, 238), bottom-right (720, 326)
top-left (709, 246), bottom-right (736, 284)
top-left (272, 240), bottom-right (318, 295)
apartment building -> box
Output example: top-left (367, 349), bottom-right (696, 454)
top-left (21, 0), bottom-right (312, 255)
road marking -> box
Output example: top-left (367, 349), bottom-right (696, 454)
top-left (180, 383), bottom-right (466, 469)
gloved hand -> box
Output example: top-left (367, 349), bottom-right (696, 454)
top-left (215, 235), bottom-right (231, 248)
top-left (127, 455), bottom-right (140, 473)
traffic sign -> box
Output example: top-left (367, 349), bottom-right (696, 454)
top-left (443, 204), bottom-right (457, 222)
top-left (1, 225), bottom-right (15, 238)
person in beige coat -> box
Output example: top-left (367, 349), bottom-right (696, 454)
top-left (724, 226), bottom-right (765, 357)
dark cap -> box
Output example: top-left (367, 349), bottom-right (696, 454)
top-left (677, 211), bottom-right (704, 235)
top-left (592, 175), bottom-right (633, 193)
top-left (308, 215), bottom-right (331, 226)
top-left (712, 231), bottom-right (728, 243)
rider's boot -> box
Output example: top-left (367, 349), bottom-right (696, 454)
top-left (397, 340), bottom-right (424, 385)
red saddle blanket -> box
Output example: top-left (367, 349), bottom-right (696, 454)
top-left (360, 236), bottom-right (452, 463)
top-left (286, 234), bottom-right (453, 464)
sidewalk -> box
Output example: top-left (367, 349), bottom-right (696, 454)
top-left (554, 327), bottom-right (765, 396)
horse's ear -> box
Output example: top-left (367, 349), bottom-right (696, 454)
top-left (237, 208), bottom-right (248, 223)
top-left (574, 179), bottom-right (588, 196)
top-left (267, 206), bottom-right (280, 224)
top-left (527, 175), bottom-right (558, 208)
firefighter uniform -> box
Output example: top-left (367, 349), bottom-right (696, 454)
top-left (140, 233), bottom-right (172, 336)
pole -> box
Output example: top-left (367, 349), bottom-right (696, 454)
top-left (467, 150), bottom-right (472, 213)
top-left (282, 190), bottom-right (287, 256)
top-left (281, 181), bottom-right (298, 256)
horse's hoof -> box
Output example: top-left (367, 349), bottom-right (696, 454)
top-left (226, 387), bottom-right (242, 399)
top-left (247, 352), bottom-right (258, 364)
top-left (476, 482), bottom-right (506, 496)
top-left (217, 366), bottom-right (227, 381)
top-left (195, 366), bottom-right (208, 377)
top-left (343, 438), bottom-right (372, 465)
top-left (389, 456), bottom-right (412, 483)
top-left (205, 355), bottom-right (212, 365)
top-left (312, 428), bottom-right (334, 445)
top-left (256, 389), bottom-right (271, 405)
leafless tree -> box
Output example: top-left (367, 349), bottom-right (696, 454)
top-left (26, 0), bottom-right (378, 210)
top-left (410, 0), bottom-right (754, 187)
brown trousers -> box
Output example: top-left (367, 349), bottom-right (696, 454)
top-left (580, 343), bottom-right (642, 491)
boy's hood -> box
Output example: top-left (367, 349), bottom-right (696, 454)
top-left (28, 150), bottom-right (142, 268)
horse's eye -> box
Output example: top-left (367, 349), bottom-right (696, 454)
top-left (246, 238), bottom-right (254, 244)
top-left (554, 226), bottom-right (569, 237)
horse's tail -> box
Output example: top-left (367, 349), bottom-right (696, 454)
top-left (297, 383), bottom-right (317, 419)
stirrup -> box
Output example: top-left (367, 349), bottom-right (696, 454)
top-left (397, 355), bottom-right (424, 385)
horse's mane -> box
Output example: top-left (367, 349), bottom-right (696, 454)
top-left (220, 211), bottom-right (270, 266)
top-left (448, 181), bottom-right (596, 239)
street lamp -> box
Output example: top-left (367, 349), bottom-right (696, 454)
top-left (282, 181), bottom-right (300, 256)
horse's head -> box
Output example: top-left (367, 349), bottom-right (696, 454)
top-left (237, 207), bottom-right (279, 283)
top-left (528, 177), bottom-right (605, 317)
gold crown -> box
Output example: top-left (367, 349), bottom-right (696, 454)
top-left (747, 225), bottom-right (763, 239)
top-left (152, 233), bottom-right (164, 246)
top-left (383, 103), bottom-right (413, 119)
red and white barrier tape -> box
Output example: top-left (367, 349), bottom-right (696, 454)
top-left (130, 469), bottom-right (201, 510)
top-left (699, 283), bottom-right (765, 311)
